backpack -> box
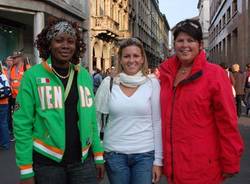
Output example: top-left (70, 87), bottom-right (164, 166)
top-left (0, 73), bottom-right (11, 99)
top-left (100, 77), bottom-right (113, 140)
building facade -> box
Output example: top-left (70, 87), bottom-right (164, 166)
top-left (198, 0), bottom-right (210, 55)
top-left (159, 14), bottom-right (170, 61)
top-left (0, 0), bottom-right (88, 65)
top-left (89, 0), bottom-right (170, 71)
top-left (128, 0), bottom-right (170, 68)
top-left (89, 0), bottom-right (130, 72)
top-left (209, 0), bottom-right (250, 68)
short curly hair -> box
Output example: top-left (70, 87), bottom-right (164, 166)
top-left (35, 18), bottom-right (86, 65)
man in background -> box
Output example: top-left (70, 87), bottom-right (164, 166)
top-left (9, 51), bottom-right (30, 140)
top-left (245, 63), bottom-right (250, 115)
top-left (92, 67), bottom-right (103, 94)
top-left (0, 61), bottom-right (11, 150)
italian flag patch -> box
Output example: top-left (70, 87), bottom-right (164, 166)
top-left (36, 77), bottom-right (50, 84)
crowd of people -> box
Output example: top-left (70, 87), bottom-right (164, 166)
top-left (0, 17), bottom-right (248, 184)
top-left (219, 62), bottom-right (250, 116)
top-left (0, 51), bottom-right (30, 151)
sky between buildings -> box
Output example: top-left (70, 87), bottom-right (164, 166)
top-left (158, 0), bottom-right (199, 29)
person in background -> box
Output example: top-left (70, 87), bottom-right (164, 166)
top-left (147, 68), bottom-right (154, 78)
top-left (3, 56), bottom-right (13, 140)
top-left (231, 64), bottom-right (246, 117)
top-left (95, 37), bottom-right (162, 184)
top-left (10, 51), bottom-right (30, 99)
top-left (9, 51), bottom-right (30, 141)
top-left (92, 67), bottom-right (103, 94)
top-left (153, 68), bottom-right (160, 79)
top-left (159, 19), bottom-right (243, 184)
top-left (244, 63), bottom-right (250, 115)
top-left (5, 56), bottom-right (13, 79)
top-left (13, 18), bottom-right (104, 184)
top-left (0, 61), bottom-right (11, 150)
top-left (219, 62), bottom-right (236, 97)
top-left (105, 67), bottom-right (112, 77)
top-left (100, 69), bottom-right (107, 79)
top-left (149, 67), bottom-right (160, 79)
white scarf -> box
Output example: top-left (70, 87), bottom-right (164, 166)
top-left (114, 71), bottom-right (147, 88)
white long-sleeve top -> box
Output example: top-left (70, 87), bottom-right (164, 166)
top-left (103, 77), bottom-right (163, 166)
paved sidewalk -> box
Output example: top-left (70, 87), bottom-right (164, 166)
top-left (1, 116), bottom-right (249, 184)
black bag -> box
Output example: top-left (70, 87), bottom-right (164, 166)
top-left (0, 74), bottom-right (11, 99)
top-left (100, 77), bottom-right (113, 140)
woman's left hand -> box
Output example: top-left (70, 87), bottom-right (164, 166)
top-left (96, 164), bottom-right (105, 181)
top-left (152, 165), bottom-right (162, 183)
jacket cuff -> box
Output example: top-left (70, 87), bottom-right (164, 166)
top-left (20, 164), bottom-right (34, 180)
top-left (94, 152), bottom-right (104, 164)
top-left (153, 158), bottom-right (163, 166)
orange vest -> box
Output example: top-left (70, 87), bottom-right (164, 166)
top-left (10, 64), bottom-right (30, 98)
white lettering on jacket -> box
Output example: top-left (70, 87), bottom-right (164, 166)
top-left (79, 86), bottom-right (93, 107)
top-left (38, 86), bottom-right (63, 110)
top-left (46, 86), bottom-right (53, 109)
top-left (54, 86), bottom-right (63, 108)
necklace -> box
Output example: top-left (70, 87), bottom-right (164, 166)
top-left (180, 68), bottom-right (187, 74)
top-left (179, 66), bottom-right (192, 75)
top-left (52, 67), bottom-right (70, 79)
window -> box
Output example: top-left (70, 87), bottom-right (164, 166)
top-left (232, 0), bottom-right (238, 15)
top-left (222, 14), bottom-right (226, 27)
top-left (226, 7), bottom-right (231, 23)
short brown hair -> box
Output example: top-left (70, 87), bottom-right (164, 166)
top-left (174, 19), bottom-right (203, 43)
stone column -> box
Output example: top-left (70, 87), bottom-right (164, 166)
top-left (96, 57), bottom-right (102, 69)
top-left (104, 58), bottom-right (111, 70)
top-left (34, 12), bottom-right (45, 64)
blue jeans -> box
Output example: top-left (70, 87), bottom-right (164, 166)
top-left (104, 151), bottom-right (154, 184)
top-left (34, 155), bottom-right (98, 184)
top-left (0, 104), bottom-right (10, 149)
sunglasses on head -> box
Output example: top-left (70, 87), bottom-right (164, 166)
top-left (176, 21), bottom-right (199, 29)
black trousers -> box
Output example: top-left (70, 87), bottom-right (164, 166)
top-left (235, 95), bottom-right (243, 117)
top-left (8, 97), bottom-right (15, 133)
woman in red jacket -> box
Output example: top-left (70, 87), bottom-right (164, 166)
top-left (159, 19), bottom-right (244, 184)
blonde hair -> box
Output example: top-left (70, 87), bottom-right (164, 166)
top-left (232, 64), bottom-right (240, 72)
top-left (116, 37), bottom-right (148, 76)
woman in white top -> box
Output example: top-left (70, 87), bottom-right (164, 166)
top-left (95, 37), bottom-right (162, 184)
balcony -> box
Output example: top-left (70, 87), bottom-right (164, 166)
top-left (118, 30), bottom-right (131, 38)
top-left (91, 16), bottom-right (119, 40)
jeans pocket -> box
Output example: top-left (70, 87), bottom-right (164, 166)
top-left (104, 151), bottom-right (116, 160)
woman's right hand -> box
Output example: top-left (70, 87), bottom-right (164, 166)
top-left (20, 177), bottom-right (35, 184)
top-left (152, 165), bottom-right (162, 183)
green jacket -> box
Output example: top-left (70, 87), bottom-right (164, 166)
top-left (13, 60), bottom-right (104, 180)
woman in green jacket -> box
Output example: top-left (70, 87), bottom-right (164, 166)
top-left (13, 18), bottom-right (104, 184)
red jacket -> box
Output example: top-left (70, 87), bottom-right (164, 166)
top-left (159, 51), bottom-right (243, 184)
